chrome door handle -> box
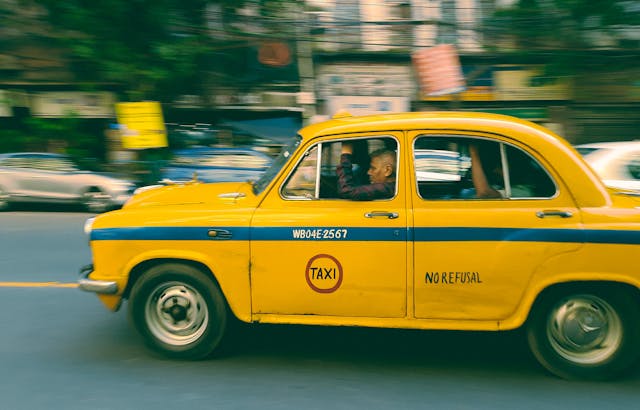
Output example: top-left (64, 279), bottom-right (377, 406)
top-left (536, 210), bottom-right (573, 218)
top-left (365, 211), bottom-right (398, 219)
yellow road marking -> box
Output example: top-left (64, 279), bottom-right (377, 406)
top-left (0, 282), bottom-right (78, 289)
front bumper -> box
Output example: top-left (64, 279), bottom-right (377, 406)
top-left (78, 264), bottom-right (118, 294)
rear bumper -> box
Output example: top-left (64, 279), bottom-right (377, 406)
top-left (78, 264), bottom-right (118, 295)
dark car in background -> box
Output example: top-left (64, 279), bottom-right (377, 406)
top-left (160, 146), bottom-right (273, 183)
top-left (0, 152), bottom-right (135, 212)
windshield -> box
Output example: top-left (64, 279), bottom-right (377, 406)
top-left (253, 135), bottom-right (302, 194)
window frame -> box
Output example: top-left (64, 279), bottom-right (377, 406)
top-left (412, 133), bottom-right (558, 201)
top-left (279, 134), bottom-right (400, 201)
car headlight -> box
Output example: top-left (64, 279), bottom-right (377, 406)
top-left (84, 217), bottom-right (95, 235)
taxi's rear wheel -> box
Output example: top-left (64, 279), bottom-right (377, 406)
top-left (128, 263), bottom-right (228, 360)
top-left (527, 285), bottom-right (640, 380)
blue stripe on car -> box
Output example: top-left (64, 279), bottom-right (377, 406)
top-left (90, 226), bottom-right (640, 245)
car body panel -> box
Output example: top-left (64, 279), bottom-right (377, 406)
top-left (81, 112), bottom-right (640, 334)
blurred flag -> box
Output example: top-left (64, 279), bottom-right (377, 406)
top-left (412, 44), bottom-right (466, 96)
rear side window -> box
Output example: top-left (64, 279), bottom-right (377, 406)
top-left (413, 135), bottom-right (556, 200)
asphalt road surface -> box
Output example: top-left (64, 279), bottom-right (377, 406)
top-left (1, 208), bottom-right (639, 410)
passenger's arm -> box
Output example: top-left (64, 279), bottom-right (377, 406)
top-left (469, 144), bottom-right (502, 199)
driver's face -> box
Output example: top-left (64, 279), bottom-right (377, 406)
top-left (368, 156), bottom-right (391, 184)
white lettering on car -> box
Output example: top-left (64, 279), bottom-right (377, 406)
top-left (292, 228), bottom-right (348, 239)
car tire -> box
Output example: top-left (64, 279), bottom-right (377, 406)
top-left (128, 263), bottom-right (228, 360)
top-left (527, 285), bottom-right (640, 380)
top-left (82, 188), bottom-right (112, 213)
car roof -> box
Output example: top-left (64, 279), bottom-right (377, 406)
top-left (298, 111), bottom-right (567, 146)
top-left (297, 111), bottom-right (611, 208)
top-left (0, 152), bottom-right (67, 159)
top-left (172, 146), bottom-right (271, 157)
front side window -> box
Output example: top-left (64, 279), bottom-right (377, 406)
top-left (413, 135), bottom-right (556, 200)
top-left (282, 136), bottom-right (398, 201)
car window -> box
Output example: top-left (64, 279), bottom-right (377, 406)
top-left (413, 135), bottom-right (556, 200)
top-left (1, 157), bottom-right (32, 168)
top-left (28, 157), bottom-right (77, 172)
top-left (282, 136), bottom-right (398, 201)
top-left (625, 153), bottom-right (640, 180)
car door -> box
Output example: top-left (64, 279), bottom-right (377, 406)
top-left (408, 132), bottom-right (583, 321)
top-left (22, 156), bottom-right (77, 200)
top-left (0, 155), bottom-right (33, 196)
top-left (250, 133), bottom-right (409, 318)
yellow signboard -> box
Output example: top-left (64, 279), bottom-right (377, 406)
top-left (115, 101), bottom-right (168, 149)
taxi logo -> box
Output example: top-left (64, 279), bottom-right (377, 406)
top-left (305, 254), bottom-right (343, 294)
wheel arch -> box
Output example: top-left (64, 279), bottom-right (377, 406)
top-left (500, 279), bottom-right (640, 331)
top-left (523, 280), bottom-right (640, 380)
top-left (122, 257), bottom-right (248, 323)
top-left (526, 280), bottom-right (640, 322)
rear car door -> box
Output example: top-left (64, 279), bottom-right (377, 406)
top-left (408, 131), bottom-right (583, 321)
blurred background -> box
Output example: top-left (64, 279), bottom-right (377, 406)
top-left (0, 0), bottom-right (639, 187)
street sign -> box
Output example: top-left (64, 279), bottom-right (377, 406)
top-left (115, 101), bottom-right (168, 149)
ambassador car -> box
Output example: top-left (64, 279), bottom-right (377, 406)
top-left (79, 112), bottom-right (640, 380)
top-left (0, 152), bottom-right (135, 212)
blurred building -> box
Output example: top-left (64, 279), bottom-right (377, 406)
top-left (1, 0), bottom-right (639, 156)
top-left (307, 0), bottom-right (640, 143)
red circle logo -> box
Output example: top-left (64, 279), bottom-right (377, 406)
top-left (305, 254), bottom-right (343, 294)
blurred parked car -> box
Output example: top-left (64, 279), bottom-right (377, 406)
top-left (0, 152), bottom-right (135, 212)
top-left (160, 146), bottom-right (273, 183)
top-left (575, 141), bottom-right (640, 193)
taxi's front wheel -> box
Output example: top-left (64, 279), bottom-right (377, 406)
top-left (128, 263), bottom-right (228, 359)
top-left (527, 285), bottom-right (640, 380)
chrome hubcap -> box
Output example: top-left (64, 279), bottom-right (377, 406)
top-left (547, 295), bottom-right (622, 364)
top-left (84, 191), bottom-right (111, 212)
top-left (145, 282), bottom-right (208, 346)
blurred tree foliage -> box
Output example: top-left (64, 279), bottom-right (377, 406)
top-left (37, 0), bottom-right (298, 102)
top-left (0, 116), bottom-right (104, 168)
top-left (485, 0), bottom-right (640, 77)
top-left (0, 0), bottom-right (296, 157)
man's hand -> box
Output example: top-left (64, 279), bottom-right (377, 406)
top-left (341, 142), bottom-right (354, 155)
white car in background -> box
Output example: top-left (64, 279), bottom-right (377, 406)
top-left (575, 141), bottom-right (640, 193)
top-left (0, 152), bottom-right (135, 212)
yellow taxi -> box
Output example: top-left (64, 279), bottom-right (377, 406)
top-left (79, 112), bottom-right (640, 380)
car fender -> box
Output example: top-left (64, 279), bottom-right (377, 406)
top-left (122, 248), bottom-right (252, 322)
top-left (502, 269), bottom-right (640, 331)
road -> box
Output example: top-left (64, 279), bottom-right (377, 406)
top-left (1, 210), bottom-right (639, 409)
